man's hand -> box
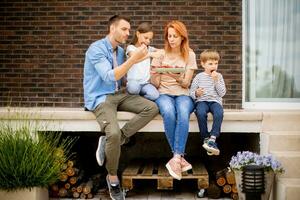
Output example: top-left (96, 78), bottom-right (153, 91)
top-left (114, 44), bottom-right (147, 81)
top-left (130, 44), bottom-right (148, 63)
top-left (195, 87), bottom-right (204, 97)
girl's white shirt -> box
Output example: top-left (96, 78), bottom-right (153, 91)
top-left (126, 44), bottom-right (156, 84)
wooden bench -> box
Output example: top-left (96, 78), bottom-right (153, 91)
top-left (0, 107), bottom-right (263, 133)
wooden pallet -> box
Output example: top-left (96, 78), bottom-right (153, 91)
top-left (122, 159), bottom-right (209, 191)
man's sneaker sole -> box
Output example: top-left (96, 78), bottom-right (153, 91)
top-left (96, 136), bottom-right (106, 166)
top-left (166, 163), bottom-right (182, 180)
top-left (202, 143), bottom-right (220, 155)
top-left (106, 176), bottom-right (125, 200)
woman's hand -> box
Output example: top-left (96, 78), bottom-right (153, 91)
top-left (150, 66), bottom-right (161, 88)
top-left (166, 72), bottom-right (190, 88)
top-left (166, 72), bottom-right (183, 81)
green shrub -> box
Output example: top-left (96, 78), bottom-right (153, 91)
top-left (0, 120), bottom-right (77, 191)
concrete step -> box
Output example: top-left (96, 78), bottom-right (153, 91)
top-left (262, 112), bottom-right (300, 131)
top-left (270, 151), bottom-right (300, 178)
top-left (265, 131), bottom-right (300, 151)
top-left (275, 178), bottom-right (300, 200)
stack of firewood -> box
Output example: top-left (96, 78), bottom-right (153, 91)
top-left (49, 160), bottom-right (96, 199)
top-left (206, 167), bottom-right (239, 199)
top-left (216, 167), bottom-right (238, 199)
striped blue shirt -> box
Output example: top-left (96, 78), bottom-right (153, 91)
top-left (190, 72), bottom-right (226, 105)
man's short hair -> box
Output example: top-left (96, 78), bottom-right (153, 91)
top-left (108, 15), bottom-right (130, 31)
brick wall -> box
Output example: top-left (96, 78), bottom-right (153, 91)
top-left (0, 0), bottom-right (242, 109)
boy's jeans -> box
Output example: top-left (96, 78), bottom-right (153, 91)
top-left (93, 90), bottom-right (159, 175)
top-left (127, 81), bottom-right (160, 101)
top-left (195, 101), bottom-right (224, 139)
top-left (155, 94), bottom-right (194, 155)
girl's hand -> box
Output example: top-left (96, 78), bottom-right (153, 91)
top-left (149, 50), bottom-right (164, 59)
top-left (195, 87), bottom-right (204, 97)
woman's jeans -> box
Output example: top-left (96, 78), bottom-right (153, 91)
top-left (127, 81), bottom-right (160, 101)
top-left (195, 101), bottom-right (224, 139)
top-left (155, 94), bottom-right (195, 155)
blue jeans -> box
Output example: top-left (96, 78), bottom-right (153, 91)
top-left (155, 94), bottom-right (195, 155)
top-left (127, 81), bottom-right (159, 101)
top-left (195, 101), bottom-right (224, 139)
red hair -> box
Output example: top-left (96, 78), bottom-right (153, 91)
top-left (164, 20), bottom-right (190, 62)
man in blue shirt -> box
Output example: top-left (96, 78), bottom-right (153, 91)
top-left (83, 15), bottom-right (159, 200)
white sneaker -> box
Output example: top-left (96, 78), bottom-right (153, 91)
top-left (96, 136), bottom-right (106, 166)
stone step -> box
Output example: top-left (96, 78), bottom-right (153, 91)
top-left (262, 112), bottom-right (300, 131)
top-left (275, 178), bottom-right (300, 200)
top-left (264, 131), bottom-right (300, 151)
top-left (270, 151), bottom-right (300, 178)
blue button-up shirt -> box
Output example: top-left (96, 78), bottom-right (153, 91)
top-left (83, 36), bottom-right (125, 111)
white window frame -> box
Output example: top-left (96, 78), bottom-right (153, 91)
top-left (242, 0), bottom-right (300, 110)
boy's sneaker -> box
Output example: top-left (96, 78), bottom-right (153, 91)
top-left (166, 157), bottom-right (182, 180)
top-left (181, 157), bottom-right (192, 172)
top-left (202, 140), bottom-right (220, 156)
top-left (96, 136), bottom-right (106, 166)
top-left (106, 176), bottom-right (125, 200)
top-left (203, 138), bottom-right (213, 156)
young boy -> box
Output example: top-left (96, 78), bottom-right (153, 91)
top-left (190, 50), bottom-right (226, 156)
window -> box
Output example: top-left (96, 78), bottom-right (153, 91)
top-left (243, 0), bottom-right (300, 109)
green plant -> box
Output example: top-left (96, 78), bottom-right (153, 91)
top-left (0, 119), bottom-right (77, 191)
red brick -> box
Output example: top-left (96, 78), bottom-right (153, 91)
top-left (0, 0), bottom-right (242, 109)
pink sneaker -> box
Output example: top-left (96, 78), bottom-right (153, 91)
top-left (181, 157), bottom-right (192, 172)
top-left (165, 157), bottom-right (182, 180)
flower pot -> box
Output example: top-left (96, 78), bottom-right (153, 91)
top-left (0, 187), bottom-right (49, 200)
top-left (234, 170), bottom-right (275, 200)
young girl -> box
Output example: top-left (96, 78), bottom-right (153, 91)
top-left (126, 22), bottom-right (160, 101)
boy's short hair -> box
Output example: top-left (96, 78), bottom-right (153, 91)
top-left (200, 50), bottom-right (220, 63)
top-left (108, 15), bottom-right (130, 31)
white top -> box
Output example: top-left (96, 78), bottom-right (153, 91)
top-left (126, 45), bottom-right (156, 84)
top-left (190, 72), bottom-right (226, 105)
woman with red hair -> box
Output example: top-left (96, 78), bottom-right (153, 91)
top-left (151, 20), bottom-right (197, 180)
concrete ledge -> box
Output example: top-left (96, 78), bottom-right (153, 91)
top-left (0, 107), bottom-right (263, 121)
top-left (0, 107), bottom-right (263, 133)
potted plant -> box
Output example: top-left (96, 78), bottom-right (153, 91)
top-left (0, 118), bottom-right (76, 200)
top-left (229, 151), bottom-right (284, 200)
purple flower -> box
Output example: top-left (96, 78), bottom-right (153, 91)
top-left (229, 151), bottom-right (284, 173)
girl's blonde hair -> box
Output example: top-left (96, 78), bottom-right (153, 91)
top-left (131, 22), bottom-right (153, 45)
top-left (164, 20), bottom-right (190, 62)
top-left (200, 50), bottom-right (220, 63)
